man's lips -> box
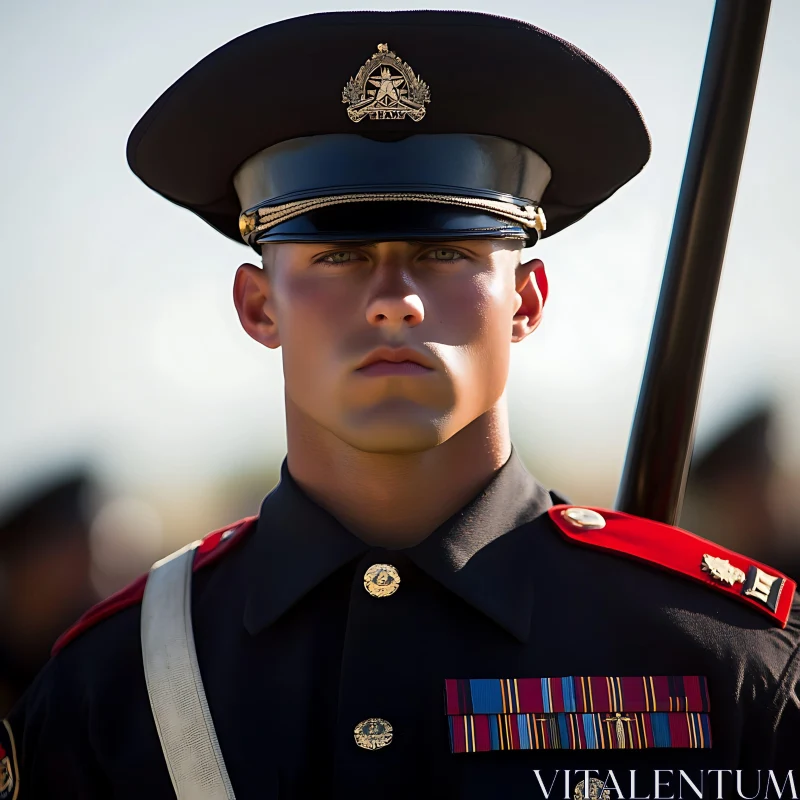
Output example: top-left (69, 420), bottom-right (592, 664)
top-left (357, 361), bottom-right (432, 377)
top-left (355, 346), bottom-right (435, 376)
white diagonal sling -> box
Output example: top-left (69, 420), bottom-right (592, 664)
top-left (140, 540), bottom-right (236, 799)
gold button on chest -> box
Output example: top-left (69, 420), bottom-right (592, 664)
top-left (363, 563), bottom-right (400, 597)
top-left (354, 718), bottom-right (393, 750)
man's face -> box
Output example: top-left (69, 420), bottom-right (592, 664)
top-left (238, 239), bottom-right (541, 454)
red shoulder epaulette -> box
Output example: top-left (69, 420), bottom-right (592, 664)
top-left (52, 516), bottom-right (257, 655)
top-left (548, 505), bottom-right (796, 628)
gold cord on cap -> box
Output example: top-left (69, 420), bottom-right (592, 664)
top-left (239, 192), bottom-right (546, 241)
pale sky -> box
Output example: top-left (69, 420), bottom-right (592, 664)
top-left (2, 0), bottom-right (799, 506)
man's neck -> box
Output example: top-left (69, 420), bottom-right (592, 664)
top-left (285, 404), bottom-right (512, 548)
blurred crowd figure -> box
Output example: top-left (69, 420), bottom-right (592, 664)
top-left (0, 462), bottom-right (263, 716)
top-left (0, 470), bottom-right (100, 715)
top-left (682, 403), bottom-right (800, 583)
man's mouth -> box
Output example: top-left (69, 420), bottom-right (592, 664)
top-left (355, 346), bottom-right (435, 376)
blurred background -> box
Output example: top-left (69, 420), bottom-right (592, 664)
top-left (2, 0), bottom-right (799, 712)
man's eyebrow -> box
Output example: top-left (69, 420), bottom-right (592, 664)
top-left (314, 242), bottom-right (377, 248)
top-left (311, 240), bottom-right (490, 250)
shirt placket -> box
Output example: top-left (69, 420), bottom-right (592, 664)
top-left (332, 550), bottom-right (426, 789)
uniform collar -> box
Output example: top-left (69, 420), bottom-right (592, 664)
top-left (243, 449), bottom-right (552, 642)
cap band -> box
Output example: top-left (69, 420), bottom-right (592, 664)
top-left (239, 192), bottom-right (545, 244)
top-left (232, 133), bottom-right (551, 246)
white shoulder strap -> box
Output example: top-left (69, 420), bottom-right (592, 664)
top-left (141, 540), bottom-right (236, 800)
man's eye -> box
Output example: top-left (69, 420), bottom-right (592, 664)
top-left (320, 251), bottom-right (358, 263)
top-left (429, 249), bottom-right (463, 261)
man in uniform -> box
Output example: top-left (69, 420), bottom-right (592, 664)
top-left (3, 10), bottom-right (799, 800)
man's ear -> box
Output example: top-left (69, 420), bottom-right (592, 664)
top-left (511, 258), bottom-right (547, 343)
top-left (233, 263), bottom-right (281, 349)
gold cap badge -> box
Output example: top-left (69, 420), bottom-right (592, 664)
top-left (342, 43), bottom-right (431, 122)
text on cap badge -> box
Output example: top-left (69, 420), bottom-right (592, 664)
top-left (342, 43), bottom-right (431, 122)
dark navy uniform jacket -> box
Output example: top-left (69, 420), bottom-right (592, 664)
top-left (7, 452), bottom-right (800, 798)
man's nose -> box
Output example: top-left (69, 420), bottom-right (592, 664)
top-left (365, 271), bottom-right (425, 329)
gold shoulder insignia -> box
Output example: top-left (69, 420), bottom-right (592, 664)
top-left (701, 554), bottom-right (746, 586)
top-left (549, 505), bottom-right (797, 627)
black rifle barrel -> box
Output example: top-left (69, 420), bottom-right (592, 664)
top-left (616, 0), bottom-right (771, 524)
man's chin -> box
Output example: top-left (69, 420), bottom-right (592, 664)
top-left (338, 404), bottom-right (452, 454)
